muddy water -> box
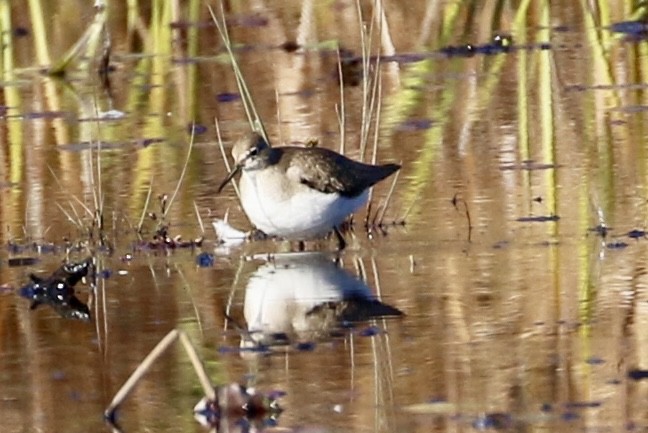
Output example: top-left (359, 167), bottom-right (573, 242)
top-left (1, 1), bottom-right (648, 433)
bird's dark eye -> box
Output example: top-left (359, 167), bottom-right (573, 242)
top-left (248, 147), bottom-right (259, 157)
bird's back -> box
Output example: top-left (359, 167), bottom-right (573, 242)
top-left (281, 146), bottom-right (400, 198)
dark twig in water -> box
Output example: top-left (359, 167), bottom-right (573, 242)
top-left (136, 175), bottom-right (155, 234)
top-left (452, 194), bottom-right (472, 242)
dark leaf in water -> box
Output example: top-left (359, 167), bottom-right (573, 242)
top-left (516, 215), bottom-right (560, 222)
top-left (280, 41), bottom-right (300, 52)
top-left (472, 412), bottom-right (512, 430)
top-left (269, 332), bottom-right (290, 344)
top-left (397, 118), bottom-right (433, 132)
top-left (13, 26), bottom-right (29, 37)
top-left (188, 123), bottom-right (208, 135)
top-left (21, 111), bottom-right (70, 120)
top-left (628, 369), bottom-right (648, 380)
top-left (196, 252), bottom-right (215, 267)
top-left (381, 53), bottom-right (426, 63)
top-left (589, 224), bottom-right (610, 237)
top-left (609, 20), bottom-right (648, 35)
top-left (561, 412), bottom-right (579, 421)
top-left (440, 44), bottom-right (476, 57)
top-left (627, 229), bottom-right (646, 239)
top-left (585, 356), bottom-right (605, 365)
top-left (541, 403), bottom-right (553, 412)
top-left (8, 257), bottom-right (40, 267)
top-left (606, 241), bottom-right (629, 249)
top-left (294, 341), bottom-right (316, 352)
top-left (358, 325), bottom-right (382, 337)
top-left (100, 269), bottom-right (112, 279)
top-left (267, 390), bottom-right (286, 400)
top-left (216, 92), bottom-right (240, 103)
top-left (564, 401), bottom-right (602, 409)
top-left (138, 137), bottom-right (164, 148)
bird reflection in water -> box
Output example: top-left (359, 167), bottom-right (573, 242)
top-left (239, 252), bottom-right (403, 350)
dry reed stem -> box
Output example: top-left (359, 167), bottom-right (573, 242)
top-left (104, 329), bottom-right (215, 418)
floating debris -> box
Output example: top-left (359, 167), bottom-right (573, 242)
top-left (472, 412), bottom-right (513, 430)
top-left (440, 33), bottom-right (516, 58)
top-left (280, 40), bottom-right (300, 52)
top-left (294, 341), bottom-right (316, 352)
top-left (104, 329), bottom-right (283, 430)
top-left (19, 258), bottom-right (93, 321)
top-left (628, 369), bottom-right (648, 380)
top-left (564, 401), bottom-right (602, 409)
top-left (589, 224), bottom-right (610, 238)
top-left (585, 356), bottom-right (605, 365)
top-left (193, 383), bottom-right (283, 428)
top-left (212, 218), bottom-right (247, 245)
top-left (396, 118), bottom-right (434, 132)
top-left (8, 257), bottom-right (40, 267)
top-left (358, 325), bottom-right (383, 337)
top-left (216, 92), bottom-right (240, 102)
top-left (195, 252), bottom-right (215, 267)
top-left (627, 229), bottom-right (646, 239)
top-left (134, 224), bottom-right (203, 250)
top-left (500, 161), bottom-right (559, 171)
top-left (608, 20), bottom-right (648, 36)
top-left (516, 215), bottom-right (560, 223)
top-left (188, 123), bottom-right (208, 135)
top-left (606, 241), bottom-right (629, 250)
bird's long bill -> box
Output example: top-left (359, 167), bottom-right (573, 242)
top-left (217, 165), bottom-right (241, 193)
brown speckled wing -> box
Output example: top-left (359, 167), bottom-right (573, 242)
top-left (283, 147), bottom-right (400, 198)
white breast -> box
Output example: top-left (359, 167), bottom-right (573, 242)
top-left (239, 170), bottom-right (368, 239)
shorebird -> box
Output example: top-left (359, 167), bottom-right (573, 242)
top-left (218, 132), bottom-right (400, 249)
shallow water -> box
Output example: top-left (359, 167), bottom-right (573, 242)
top-left (2, 1), bottom-right (648, 432)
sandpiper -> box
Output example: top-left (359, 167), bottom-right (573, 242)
top-left (218, 132), bottom-right (400, 249)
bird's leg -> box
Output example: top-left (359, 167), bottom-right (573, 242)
top-left (333, 227), bottom-right (347, 250)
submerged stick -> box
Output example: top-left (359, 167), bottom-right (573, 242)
top-left (451, 194), bottom-right (472, 243)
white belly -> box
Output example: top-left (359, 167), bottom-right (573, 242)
top-left (239, 171), bottom-right (368, 239)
